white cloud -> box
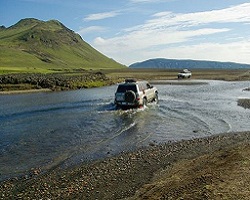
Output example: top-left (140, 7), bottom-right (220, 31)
top-left (77, 26), bottom-right (106, 35)
top-left (83, 11), bottom-right (120, 21)
top-left (149, 3), bottom-right (250, 28)
top-left (94, 28), bottom-right (232, 65)
top-left (94, 28), bottom-right (229, 52)
top-left (92, 3), bottom-right (250, 65)
top-left (143, 40), bottom-right (250, 64)
top-left (95, 39), bottom-right (250, 65)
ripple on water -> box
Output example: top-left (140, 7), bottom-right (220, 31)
top-left (1, 81), bottom-right (250, 180)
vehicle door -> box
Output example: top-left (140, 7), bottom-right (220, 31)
top-left (144, 82), bottom-right (154, 101)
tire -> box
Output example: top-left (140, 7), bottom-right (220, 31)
top-left (125, 90), bottom-right (136, 103)
top-left (154, 93), bottom-right (159, 104)
top-left (143, 98), bottom-right (147, 106)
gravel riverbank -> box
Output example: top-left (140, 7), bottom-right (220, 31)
top-left (1, 131), bottom-right (250, 199)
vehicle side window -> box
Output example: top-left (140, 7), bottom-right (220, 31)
top-left (138, 83), bottom-right (143, 91)
top-left (146, 83), bottom-right (151, 89)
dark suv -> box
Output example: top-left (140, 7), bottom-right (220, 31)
top-left (114, 79), bottom-right (158, 108)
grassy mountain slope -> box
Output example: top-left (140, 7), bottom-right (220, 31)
top-left (0, 18), bottom-right (124, 74)
top-left (130, 58), bottom-right (250, 69)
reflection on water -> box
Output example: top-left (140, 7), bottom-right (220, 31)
top-left (0, 80), bottom-right (250, 180)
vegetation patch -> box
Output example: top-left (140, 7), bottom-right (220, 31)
top-left (0, 72), bottom-right (112, 91)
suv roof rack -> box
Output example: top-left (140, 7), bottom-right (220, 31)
top-left (125, 78), bottom-right (137, 83)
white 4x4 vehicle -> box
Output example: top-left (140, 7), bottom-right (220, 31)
top-left (115, 79), bottom-right (158, 109)
top-left (178, 69), bottom-right (192, 79)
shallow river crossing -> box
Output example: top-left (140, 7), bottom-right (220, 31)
top-left (0, 80), bottom-right (250, 180)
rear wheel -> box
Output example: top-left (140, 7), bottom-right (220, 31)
top-left (143, 98), bottom-right (147, 106)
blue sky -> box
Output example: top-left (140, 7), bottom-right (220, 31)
top-left (1, 0), bottom-right (250, 66)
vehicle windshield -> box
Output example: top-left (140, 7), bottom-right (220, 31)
top-left (117, 85), bottom-right (137, 93)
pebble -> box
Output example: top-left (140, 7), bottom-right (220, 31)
top-left (1, 131), bottom-right (250, 199)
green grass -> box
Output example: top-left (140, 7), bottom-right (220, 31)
top-left (0, 18), bottom-right (125, 75)
top-left (0, 83), bottom-right (38, 91)
top-left (0, 47), bottom-right (53, 73)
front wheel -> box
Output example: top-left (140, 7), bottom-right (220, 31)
top-left (154, 93), bottom-right (159, 104)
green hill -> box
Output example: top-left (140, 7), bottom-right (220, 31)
top-left (0, 18), bottom-right (125, 74)
top-left (130, 58), bottom-right (250, 69)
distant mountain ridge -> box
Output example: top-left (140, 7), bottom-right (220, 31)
top-left (130, 58), bottom-right (250, 69)
top-left (0, 18), bottom-right (124, 73)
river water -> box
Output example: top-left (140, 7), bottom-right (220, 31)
top-left (0, 80), bottom-right (250, 180)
